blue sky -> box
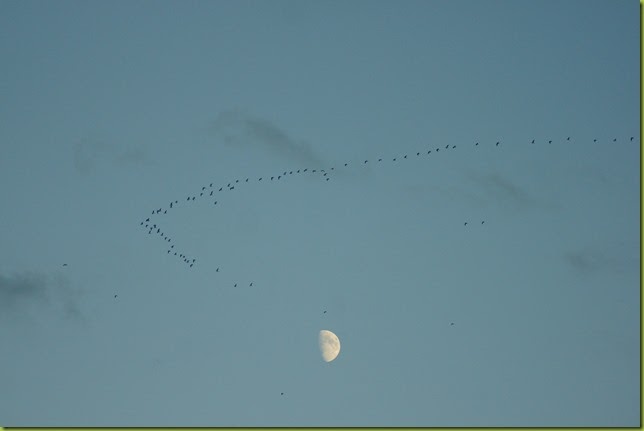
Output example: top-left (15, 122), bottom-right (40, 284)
top-left (0, 0), bottom-right (639, 426)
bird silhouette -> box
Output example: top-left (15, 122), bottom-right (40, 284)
top-left (146, 218), bottom-right (150, 222)
top-left (566, 137), bottom-right (570, 141)
top-left (210, 183), bottom-right (213, 187)
top-left (250, 282), bottom-right (253, 286)
top-left (234, 283), bottom-right (237, 287)
top-left (216, 268), bottom-right (219, 272)
top-left (464, 222), bottom-right (468, 226)
top-left (548, 140), bottom-right (552, 144)
top-left (62, 263), bottom-right (68, 267)
top-left (593, 139), bottom-right (597, 142)
top-left (202, 186), bottom-right (206, 190)
top-left (630, 137), bottom-right (634, 141)
top-left (531, 139), bottom-right (535, 144)
top-left (495, 142), bottom-right (500, 146)
top-left (219, 187), bottom-right (223, 191)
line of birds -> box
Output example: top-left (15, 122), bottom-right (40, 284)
top-left (139, 135), bottom-right (636, 281)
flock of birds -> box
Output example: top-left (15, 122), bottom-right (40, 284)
top-left (136, 135), bottom-right (636, 288)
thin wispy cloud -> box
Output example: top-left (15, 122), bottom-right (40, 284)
top-left (210, 109), bottom-right (325, 168)
top-left (0, 271), bottom-right (84, 321)
top-left (73, 137), bottom-right (149, 175)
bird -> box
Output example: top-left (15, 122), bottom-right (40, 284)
top-left (416, 152), bottom-right (420, 156)
top-left (464, 222), bottom-right (468, 226)
top-left (495, 141), bottom-right (500, 146)
top-left (202, 186), bottom-right (206, 190)
top-left (452, 145), bottom-right (456, 149)
top-left (481, 221), bottom-right (485, 224)
top-left (167, 250), bottom-right (170, 254)
top-left (613, 138), bottom-right (617, 142)
top-left (296, 170), bottom-right (300, 173)
top-left (140, 222), bottom-right (143, 225)
top-left (344, 163), bottom-right (347, 166)
top-left (171, 245), bottom-right (174, 248)
top-left (393, 158), bottom-right (397, 161)
top-left (436, 148), bottom-right (439, 152)
top-left (236, 179), bottom-right (239, 183)
top-left (234, 283), bottom-right (237, 287)
top-left (312, 169), bottom-right (317, 173)
top-left (378, 158), bottom-right (382, 161)
top-left (281, 392), bottom-right (284, 396)
top-left (450, 322), bottom-right (454, 326)
top-left (250, 282), bottom-right (253, 287)
top-left (146, 218), bottom-right (150, 222)
top-left (531, 139), bottom-right (535, 144)
top-left (593, 139), bottom-right (597, 142)
top-left (190, 264), bottom-right (193, 267)
top-left (174, 252), bottom-right (177, 255)
top-left (326, 178), bottom-right (329, 181)
top-left (192, 197), bottom-right (195, 200)
top-left (427, 150), bottom-right (431, 154)
top-left (187, 197), bottom-right (190, 201)
top-left (278, 175), bottom-right (281, 179)
top-left (157, 228), bottom-right (160, 233)
top-left (475, 142), bottom-right (479, 146)
top-left (164, 210), bottom-right (167, 214)
top-left (193, 259), bottom-right (196, 262)
top-left (219, 187), bottom-right (223, 191)
top-left (630, 137), bottom-right (634, 141)
top-left (548, 140), bottom-right (552, 144)
top-left (214, 201), bottom-right (217, 205)
top-left (62, 263), bottom-right (68, 267)
top-left (200, 192), bottom-right (203, 196)
top-left (304, 169), bottom-right (308, 172)
top-left (227, 183), bottom-right (231, 187)
top-left (114, 295), bottom-right (118, 299)
top-left (404, 155), bottom-right (407, 158)
top-left (210, 183), bottom-right (213, 187)
top-left (259, 177), bottom-right (262, 181)
top-left (271, 176), bottom-right (274, 180)
top-left (445, 145), bottom-right (449, 149)
top-left (566, 137), bottom-right (570, 141)
top-left (246, 178), bottom-right (249, 182)
top-left (323, 310), bottom-right (327, 314)
top-left (210, 191), bottom-right (213, 196)
top-left (216, 268), bottom-right (219, 272)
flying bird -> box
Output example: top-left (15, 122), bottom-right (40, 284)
top-left (202, 186), bottom-right (206, 190)
top-left (475, 142), bottom-right (479, 146)
top-left (464, 222), bottom-right (468, 226)
top-left (250, 282), bottom-right (253, 287)
top-left (531, 139), bottom-right (535, 144)
top-left (216, 268), bottom-right (219, 272)
top-left (219, 187), bottom-right (223, 191)
top-left (630, 137), bottom-right (634, 141)
top-left (495, 142), bottom-right (499, 146)
top-left (146, 218), bottom-right (150, 222)
top-left (566, 137), bottom-right (570, 141)
top-left (210, 183), bottom-right (213, 187)
top-left (62, 263), bottom-right (68, 267)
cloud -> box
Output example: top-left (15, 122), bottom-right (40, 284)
top-left (0, 271), bottom-right (84, 321)
top-left (210, 109), bottom-right (325, 168)
top-left (563, 243), bottom-right (637, 276)
top-left (73, 137), bottom-right (148, 175)
top-left (465, 171), bottom-right (537, 211)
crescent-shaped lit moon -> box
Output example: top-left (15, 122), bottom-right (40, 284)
top-left (319, 329), bottom-right (341, 362)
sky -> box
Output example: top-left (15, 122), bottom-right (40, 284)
top-left (0, 0), bottom-right (640, 426)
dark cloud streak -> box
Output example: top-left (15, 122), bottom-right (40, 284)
top-left (210, 109), bottom-right (325, 168)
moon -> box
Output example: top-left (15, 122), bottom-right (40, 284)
top-left (319, 330), bottom-right (341, 362)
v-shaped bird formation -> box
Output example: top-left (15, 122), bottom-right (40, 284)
top-left (138, 135), bottom-right (636, 287)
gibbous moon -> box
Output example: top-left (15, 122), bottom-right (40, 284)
top-left (319, 330), bottom-right (341, 362)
